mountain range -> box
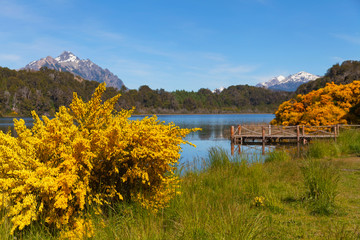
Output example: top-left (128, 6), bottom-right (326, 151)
top-left (256, 71), bottom-right (320, 92)
top-left (23, 51), bottom-right (124, 89)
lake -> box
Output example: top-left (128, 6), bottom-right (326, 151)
top-left (0, 114), bottom-right (275, 164)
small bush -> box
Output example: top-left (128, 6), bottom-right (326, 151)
top-left (301, 158), bottom-right (339, 215)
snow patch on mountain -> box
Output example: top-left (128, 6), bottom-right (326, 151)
top-left (54, 51), bottom-right (80, 63)
top-left (256, 71), bottom-right (320, 92)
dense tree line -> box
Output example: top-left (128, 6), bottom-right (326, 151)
top-left (296, 60), bottom-right (360, 94)
top-left (113, 84), bottom-right (293, 114)
top-left (0, 66), bottom-right (294, 116)
top-left (0, 67), bottom-right (106, 116)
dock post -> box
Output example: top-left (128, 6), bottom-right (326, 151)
top-left (268, 125), bottom-right (271, 135)
top-left (238, 125), bottom-right (242, 144)
top-left (262, 126), bottom-right (266, 155)
top-left (297, 125), bottom-right (300, 143)
top-left (262, 142), bottom-right (265, 155)
top-left (230, 126), bottom-right (234, 142)
top-left (238, 125), bottom-right (241, 136)
top-left (262, 126), bottom-right (265, 142)
top-left (302, 125), bottom-right (306, 144)
top-left (231, 142), bottom-right (234, 155)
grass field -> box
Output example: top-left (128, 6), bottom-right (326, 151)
top-left (1, 130), bottom-right (360, 239)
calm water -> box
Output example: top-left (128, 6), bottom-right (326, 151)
top-left (0, 114), bottom-right (275, 163)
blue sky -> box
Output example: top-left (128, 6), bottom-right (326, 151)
top-left (0, 0), bottom-right (359, 91)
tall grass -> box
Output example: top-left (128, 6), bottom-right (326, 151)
top-left (1, 130), bottom-right (360, 239)
top-left (207, 146), bottom-right (232, 169)
top-left (300, 158), bottom-right (340, 215)
top-left (305, 140), bottom-right (340, 159)
top-left (265, 150), bottom-right (291, 163)
top-left (305, 129), bottom-right (360, 159)
top-left (337, 129), bottom-right (360, 155)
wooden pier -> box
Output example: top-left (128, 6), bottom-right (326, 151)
top-left (230, 124), bottom-right (360, 145)
top-left (229, 124), bottom-right (360, 155)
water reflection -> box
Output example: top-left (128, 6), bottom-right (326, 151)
top-left (231, 142), bottom-right (303, 158)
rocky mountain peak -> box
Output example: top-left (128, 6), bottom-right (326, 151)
top-left (23, 51), bottom-right (124, 89)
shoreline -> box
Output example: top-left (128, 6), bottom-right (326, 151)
top-left (0, 112), bottom-right (275, 118)
top-left (133, 112), bottom-right (275, 116)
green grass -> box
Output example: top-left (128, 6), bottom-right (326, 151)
top-left (1, 131), bottom-right (360, 239)
top-left (265, 150), bottom-right (291, 163)
top-left (300, 158), bottom-right (340, 215)
top-left (337, 129), bottom-right (360, 156)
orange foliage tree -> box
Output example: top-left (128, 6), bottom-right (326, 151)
top-left (271, 81), bottom-right (360, 126)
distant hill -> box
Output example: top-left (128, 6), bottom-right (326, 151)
top-left (296, 60), bottom-right (360, 94)
top-left (23, 51), bottom-right (125, 89)
top-left (257, 71), bottom-right (320, 92)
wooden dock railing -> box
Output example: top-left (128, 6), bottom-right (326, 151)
top-left (230, 124), bottom-right (360, 145)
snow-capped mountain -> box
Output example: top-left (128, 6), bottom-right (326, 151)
top-left (256, 71), bottom-right (320, 92)
top-left (257, 75), bottom-right (286, 89)
top-left (23, 51), bottom-right (124, 89)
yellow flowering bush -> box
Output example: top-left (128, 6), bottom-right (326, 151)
top-left (252, 196), bottom-right (265, 207)
top-left (0, 83), bottom-right (198, 238)
top-left (271, 81), bottom-right (360, 126)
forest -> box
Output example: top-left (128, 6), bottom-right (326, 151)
top-left (1, 60), bottom-right (360, 117)
top-left (0, 67), bottom-right (293, 116)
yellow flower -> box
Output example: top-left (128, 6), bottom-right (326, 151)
top-left (252, 196), bottom-right (265, 207)
top-left (0, 83), bottom-right (198, 237)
